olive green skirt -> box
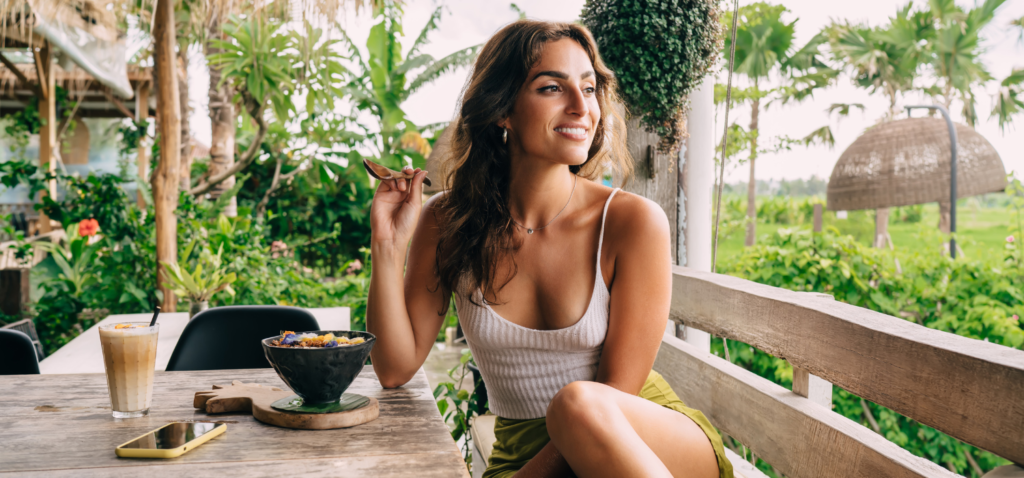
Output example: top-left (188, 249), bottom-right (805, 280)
top-left (481, 371), bottom-right (733, 478)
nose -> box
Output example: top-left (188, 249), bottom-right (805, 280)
top-left (565, 84), bottom-right (589, 118)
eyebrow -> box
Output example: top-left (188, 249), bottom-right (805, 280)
top-left (530, 70), bottom-right (596, 82)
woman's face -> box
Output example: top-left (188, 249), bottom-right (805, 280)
top-left (504, 38), bottom-right (601, 168)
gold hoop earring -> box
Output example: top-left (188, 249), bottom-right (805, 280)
top-left (502, 128), bottom-right (508, 144)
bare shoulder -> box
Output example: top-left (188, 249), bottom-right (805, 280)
top-left (603, 189), bottom-right (670, 244)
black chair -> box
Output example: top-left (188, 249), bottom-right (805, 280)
top-left (0, 329), bottom-right (41, 375)
top-left (165, 306), bottom-right (320, 371)
top-left (2, 318), bottom-right (46, 361)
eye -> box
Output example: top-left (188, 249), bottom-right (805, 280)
top-left (583, 86), bottom-right (596, 95)
top-left (539, 85), bottom-right (560, 93)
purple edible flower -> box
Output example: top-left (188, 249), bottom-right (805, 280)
top-left (281, 333), bottom-right (300, 345)
top-left (325, 340), bottom-right (339, 348)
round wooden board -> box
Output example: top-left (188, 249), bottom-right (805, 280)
top-left (194, 382), bottom-right (380, 430)
top-left (253, 396), bottom-right (379, 430)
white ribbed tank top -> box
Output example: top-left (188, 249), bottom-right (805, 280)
top-left (455, 188), bottom-right (620, 419)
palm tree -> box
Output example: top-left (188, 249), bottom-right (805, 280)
top-left (827, 4), bottom-right (931, 120)
top-left (723, 2), bottom-right (836, 246)
top-left (925, 0), bottom-right (1007, 126)
top-left (992, 18), bottom-right (1024, 132)
top-left (992, 68), bottom-right (1024, 132)
top-left (337, 3), bottom-right (480, 170)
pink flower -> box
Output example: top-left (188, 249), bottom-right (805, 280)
top-left (78, 218), bottom-right (99, 237)
top-left (1015, 315), bottom-right (1020, 322)
top-left (345, 259), bottom-right (363, 275)
top-left (1007, 235), bottom-right (1016, 243)
top-left (270, 240), bottom-right (288, 259)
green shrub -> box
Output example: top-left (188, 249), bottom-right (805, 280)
top-left (581, 0), bottom-right (722, 153)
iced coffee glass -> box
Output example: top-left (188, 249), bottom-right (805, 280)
top-left (99, 322), bottom-right (159, 418)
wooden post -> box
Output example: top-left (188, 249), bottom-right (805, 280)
top-left (152, 0), bottom-right (181, 311)
top-left (678, 77), bottom-right (715, 351)
top-left (792, 291), bottom-right (834, 408)
top-left (621, 116), bottom-right (678, 264)
top-left (0, 269), bottom-right (31, 317)
top-left (813, 204), bottom-right (823, 233)
top-left (35, 43), bottom-right (56, 234)
top-left (874, 208), bottom-right (889, 248)
top-left (135, 82), bottom-right (150, 208)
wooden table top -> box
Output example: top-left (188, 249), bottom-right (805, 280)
top-left (38, 308), bottom-right (350, 374)
top-left (0, 367), bottom-right (469, 477)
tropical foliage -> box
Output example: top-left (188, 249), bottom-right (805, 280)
top-left (718, 2), bottom-right (836, 247)
top-left (161, 228), bottom-right (238, 305)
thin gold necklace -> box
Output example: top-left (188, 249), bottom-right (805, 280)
top-left (512, 175), bottom-right (578, 235)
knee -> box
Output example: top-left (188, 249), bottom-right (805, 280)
top-left (547, 381), bottom-right (611, 440)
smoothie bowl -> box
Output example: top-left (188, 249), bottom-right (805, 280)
top-left (261, 331), bottom-right (376, 404)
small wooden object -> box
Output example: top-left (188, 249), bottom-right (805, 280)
top-left (194, 381), bottom-right (379, 430)
top-left (362, 158), bottom-right (432, 187)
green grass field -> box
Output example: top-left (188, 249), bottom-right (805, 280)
top-left (714, 202), bottom-right (1014, 265)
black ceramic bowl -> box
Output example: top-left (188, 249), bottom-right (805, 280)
top-left (261, 330), bottom-right (376, 404)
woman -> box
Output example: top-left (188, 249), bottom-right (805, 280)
top-left (367, 20), bottom-right (732, 478)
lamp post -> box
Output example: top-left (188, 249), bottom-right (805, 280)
top-left (905, 105), bottom-right (958, 259)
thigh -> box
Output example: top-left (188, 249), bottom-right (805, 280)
top-left (603, 384), bottom-right (719, 478)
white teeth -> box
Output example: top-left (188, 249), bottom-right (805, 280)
top-left (555, 127), bottom-right (586, 135)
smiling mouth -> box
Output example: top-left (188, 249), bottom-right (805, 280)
top-left (554, 127), bottom-right (588, 140)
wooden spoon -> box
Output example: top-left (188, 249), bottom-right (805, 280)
top-left (362, 159), bottom-right (432, 187)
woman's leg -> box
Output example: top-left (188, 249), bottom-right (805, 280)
top-left (546, 381), bottom-right (719, 478)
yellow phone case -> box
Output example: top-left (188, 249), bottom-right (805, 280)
top-left (115, 423), bottom-right (226, 459)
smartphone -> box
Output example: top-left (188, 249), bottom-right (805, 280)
top-left (115, 422), bottom-right (226, 458)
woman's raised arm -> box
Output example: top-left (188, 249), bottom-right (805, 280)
top-left (366, 167), bottom-right (450, 388)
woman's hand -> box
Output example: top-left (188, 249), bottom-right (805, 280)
top-left (370, 166), bottom-right (430, 248)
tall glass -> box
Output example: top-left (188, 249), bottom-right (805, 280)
top-left (99, 322), bottom-right (159, 418)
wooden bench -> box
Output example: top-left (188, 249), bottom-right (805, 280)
top-left (659, 266), bottom-right (1024, 477)
top-left (467, 266), bottom-right (1024, 477)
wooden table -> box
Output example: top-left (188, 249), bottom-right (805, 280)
top-left (39, 308), bottom-right (350, 374)
top-left (0, 367), bottom-right (469, 477)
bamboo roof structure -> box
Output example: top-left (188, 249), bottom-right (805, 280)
top-left (422, 126), bottom-right (452, 194)
top-left (0, 63), bottom-right (151, 118)
top-left (0, 0), bottom-right (133, 98)
top-left (827, 117), bottom-right (1008, 211)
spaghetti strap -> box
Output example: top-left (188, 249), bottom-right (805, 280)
top-left (596, 188), bottom-right (621, 269)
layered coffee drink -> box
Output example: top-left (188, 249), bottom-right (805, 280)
top-left (99, 322), bottom-right (159, 418)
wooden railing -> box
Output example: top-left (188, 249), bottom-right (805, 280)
top-left (654, 266), bottom-right (1024, 478)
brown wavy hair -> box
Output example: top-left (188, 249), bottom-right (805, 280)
top-left (433, 20), bottom-right (632, 310)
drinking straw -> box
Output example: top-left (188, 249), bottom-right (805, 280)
top-left (149, 306), bottom-right (161, 327)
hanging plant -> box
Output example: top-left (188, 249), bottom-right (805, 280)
top-left (582, 0), bottom-right (722, 154)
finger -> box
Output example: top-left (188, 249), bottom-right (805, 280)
top-left (397, 177), bottom-right (407, 192)
top-left (408, 170), bottom-right (427, 202)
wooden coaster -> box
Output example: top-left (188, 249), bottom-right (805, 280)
top-left (194, 381), bottom-right (379, 430)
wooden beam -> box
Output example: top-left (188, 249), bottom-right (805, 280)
top-left (101, 89), bottom-right (135, 121)
top-left (792, 367), bottom-right (833, 408)
top-left (31, 47), bottom-right (48, 99)
top-left (654, 332), bottom-right (957, 478)
top-left (670, 266), bottom-right (1024, 465)
top-left (152, 0), bottom-right (181, 311)
top-left (35, 43), bottom-right (55, 234)
top-left (135, 82), bottom-right (150, 208)
top-left (0, 52), bottom-right (37, 96)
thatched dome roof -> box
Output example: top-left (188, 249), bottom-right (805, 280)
top-left (827, 117), bottom-right (1007, 211)
top-left (422, 126), bottom-right (452, 194)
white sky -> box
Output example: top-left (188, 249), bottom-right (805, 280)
top-left (187, 0), bottom-right (1024, 183)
